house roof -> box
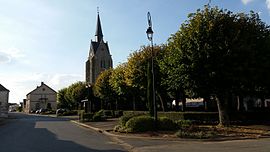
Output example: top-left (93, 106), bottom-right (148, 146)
top-left (0, 84), bottom-right (9, 92)
top-left (26, 82), bottom-right (57, 96)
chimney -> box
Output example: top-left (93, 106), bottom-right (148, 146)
top-left (41, 82), bottom-right (44, 85)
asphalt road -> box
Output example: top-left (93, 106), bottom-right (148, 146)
top-left (0, 113), bottom-right (126, 152)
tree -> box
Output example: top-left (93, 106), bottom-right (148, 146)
top-left (109, 63), bottom-right (131, 110)
top-left (125, 45), bottom-right (166, 111)
top-left (94, 69), bottom-right (116, 109)
top-left (162, 5), bottom-right (270, 126)
top-left (57, 82), bottom-right (87, 110)
top-left (57, 88), bottom-right (68, 109)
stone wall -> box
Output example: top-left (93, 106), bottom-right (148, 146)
top-left (0, 91), bottom-right (9, 117)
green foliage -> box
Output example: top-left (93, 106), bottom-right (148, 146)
top-left (92, 110), bottom-right (105, 122)
top-left (114, 110), bottom-right (123, 118)
top-left (94, 69), bottom-right (117, 109)
top-left (109, 63), bottom-right (130, 98)
top-left (125, 115), bottom-right (155, 132)
top-left (160, 5), bottom-right (270, 125)
top-left (158, 117), bottom-right (177, 131)
top-left (158, 112), bottom-right (218, 122)
top-left (16, 106), bottom-right (23, 112)
top-left (103, 110), bottom-right (114, 117)
top-left (57, 82), bottom-right (87, 110)
top-left (119, 112), bottom-right (145, 127)
top-left (175, 130), bottom-right (216, 139)
top-left (175, 120), bottom-right (193, 129)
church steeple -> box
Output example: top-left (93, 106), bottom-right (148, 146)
top-left (95, 12), bottom-right (103, 42)
top-left (86, 8), bottom-right (112, 84)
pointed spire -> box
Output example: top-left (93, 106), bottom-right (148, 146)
top-left (95, 10), bottom-right (103, 42)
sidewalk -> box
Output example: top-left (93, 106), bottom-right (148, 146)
top-left (70, 118), bottom-right (119, 132)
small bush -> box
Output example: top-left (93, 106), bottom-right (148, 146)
top-left (119, 113), bottom-right (144, 127)
top-left (175, 120), bottom-right (193, 129)
top-left (114, 110), bottom-right (123, 117)
top-left (125, 115), bottom-right (155, 132)
top-left (158, 117), bottom-right (177, 131)
top-left (103, 110), bottom-right (114, 117)
top-left (92, 110), bottom-right (105, 122)
top-left (175, 130), bottom-right (216, 139)
top-left (158, 112), bottom-right (218, 122)
top-left (62, 110), bottom-right (78, 116)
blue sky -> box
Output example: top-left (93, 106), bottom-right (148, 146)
top-left (0, 0), bottom-right (269, 103)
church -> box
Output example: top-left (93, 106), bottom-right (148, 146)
top-left (85, 12), bottom-right (113, 84)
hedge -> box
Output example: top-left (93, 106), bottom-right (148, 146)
top-left (123, 111), bottom-right (218, 122)
top-left (125, 115), bottom-right (155, 132)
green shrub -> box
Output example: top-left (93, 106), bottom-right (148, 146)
top-left (103, 110), bottom-right (114, 117)
top-left (125, 115), bottom-right (155, 132)
top-left (119, 113), bottom-right (144, 127)
top-left (92, 110), bottom-right (105, 122)
top-left (62, 110), bottom-right (78, 116)
top-left (158, 112), bottom-right (218, 122)
top-left (114, 110), bottom-right (123, 117)
top-left (158, 117), bottom-right (177, 131)
top-left (123, 111), bottom-right (148, 116)
top-left (96, 109), bottom-right (104, 116)
top-left (175, 120), bottom-right (193, 129)
top-left (175, 130), bottom-right (216, 139)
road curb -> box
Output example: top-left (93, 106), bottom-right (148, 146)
top-left (70, 120), bottom-right (104, 133)
top-left (69, 120), bottom-right (270, 142)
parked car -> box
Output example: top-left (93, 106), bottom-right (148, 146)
top-left (36, 108), bottom-right (47, 114)
top-left (56, 108), bottom-right (67, 115)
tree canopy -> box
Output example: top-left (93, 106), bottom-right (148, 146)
top-left (161, 6), bottom-right (270, 125)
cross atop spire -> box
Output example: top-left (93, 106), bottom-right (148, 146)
top-left (95, 10), bottom-right (103, 42)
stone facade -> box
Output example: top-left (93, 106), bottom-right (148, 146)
top-left (0, 84), bottom-right (9, 117)
top-left (86, 13), bottom-right (113, 84)
top-left (24, 82), bottom-right (57, 113)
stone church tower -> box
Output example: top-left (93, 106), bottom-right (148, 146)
top-left (86, 13), bottom-right (113, 84)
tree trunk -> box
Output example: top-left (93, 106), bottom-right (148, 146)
top-left (181, 98), bottom-right (186, 112)
top-left (157, 93), bottom-right (165, 112)
top-left (133, 95), bottom-right (136, 111)
top-left (216, 94), bottom-right (230, 127)
top-left (237, 95), bottom-right (243, 112)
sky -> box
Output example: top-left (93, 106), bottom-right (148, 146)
top-left (0, 0), bottom-right (270, 104)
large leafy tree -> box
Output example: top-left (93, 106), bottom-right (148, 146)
top-left (94, 68), bottom-right (116, 109)
top-left (57, 88), bottom-right (68, 109)
top-left (57, 81), bottom-right (87, 110)
top-left (162, 6), bottom-right (270, 126)
top-left (125, 45), bottom-right (167, 111)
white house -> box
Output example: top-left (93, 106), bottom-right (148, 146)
top-left (24, 82), bottom-right (57, 113)
top-left (0, 84), bottom-right (9, 117)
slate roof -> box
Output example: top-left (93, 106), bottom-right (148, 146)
top-left (26, 82), bottom-right (57, 96)
top-left (0, 84), bottom-right (9, 92)
top-left (90, 41), bottom-right (110, 55)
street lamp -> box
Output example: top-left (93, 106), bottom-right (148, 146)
top-left (86, 84), bottom-right (92, 113)
top-left (146, 12), bottom-right (157, 123)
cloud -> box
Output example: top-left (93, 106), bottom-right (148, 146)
top-left (266, 0), bottom-right (270, 11)
top-left (241, 0), bottom-right (255, 5)
top-left (0, 52), bottom-right (11, 63)
top-left (0, 73), bottom-right (83, 103)
top-left (0, 48), bottom-right (26, 64)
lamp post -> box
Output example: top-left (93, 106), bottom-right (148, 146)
top-left (146, 12), bottom-right (157, 123)
top-left (86, 84), bottom-right (92, 113)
